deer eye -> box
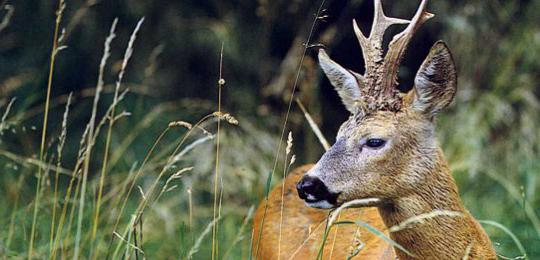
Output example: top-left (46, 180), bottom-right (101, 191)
top-left (365, 138), bottom-right (386, 148)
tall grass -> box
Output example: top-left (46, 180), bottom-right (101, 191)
top-left (28, 0), bottom-right (65, 258)
top-left (0, 0), bottom-right (538, 259)
top-left (211, 43), bottom-right (225, 260)
top-left (253, 1), bottom-right (328, 257)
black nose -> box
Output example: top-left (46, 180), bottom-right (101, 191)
top-left (296, 176), bottom-right (338, 204)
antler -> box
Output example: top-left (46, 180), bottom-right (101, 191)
top-left (352, 0), bottom-right (433, 111)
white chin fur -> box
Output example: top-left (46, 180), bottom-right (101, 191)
top-left (305, 200), bottom-right (334, 209)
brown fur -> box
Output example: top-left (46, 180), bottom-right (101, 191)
top-left (376, 148), bottom-right (496, 259)
top-left (251, 96), bottom-right (497, 259)
top-left (253, 158), bottom-right (496, 259)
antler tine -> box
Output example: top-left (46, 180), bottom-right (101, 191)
top-left (347, 0), bottom-right (433, 112)
top-left (353, 0), bottom-right (409, 76)
top-left (383, 0), bottom-right (434, 91)
top-left (370, 0), bottom-right (410, 43)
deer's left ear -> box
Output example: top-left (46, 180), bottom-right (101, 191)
top-left (411, 41), bottom-right (457, 117)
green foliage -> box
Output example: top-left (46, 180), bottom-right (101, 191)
top-left (0, 0), bottom-right (539, 259)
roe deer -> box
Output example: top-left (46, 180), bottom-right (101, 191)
top-left (253, 0), bottom-right (497, 259)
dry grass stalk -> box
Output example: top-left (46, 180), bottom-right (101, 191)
top-left (0, 4), bottom-right (14, 33)
top-left (50, 39), bottom-right (130, 260)
top-left (187, 187), bottom-right (193, 230)
top-left (388, 210), bottom-right (463, 233)
top-left (287, 220), bottom-right (327, 260)
top-left (49, 92), bottom-right (72, 253)
top-left (295, 99), bottom-right (330, 151)
top-left (169, 121), bottom-right (193, 129)
top-left (347, 226), bottom-right (365, 259)
top-left (110, 113), bottom-right (223, 258)
top-left (223, 206), bottom-right (255, 259)
top-left (327, 198), bottom-right (382, 228)
top-left (166, 135), bottom-right (215, 168)
top-left (28, 0), bottom-right (65, 258)
top-left (85, 17), bottom-right (142, 257)
top-left (188, 217), bottom-right (221, 259)
top-left (211, 42), bottom-right (225, 260)
top-left (153, 167), bottom-right (194, 203)
top-left (462, 241), bottom-right (473, 260)
top-left (89, 17), bottom-right (118, 243)
top-left (0, 149), bottom-right (71, 176)
top-left (169, 120), bottom-right (212, 136)
top-left (0, 97), bottom-right (16, 136)
top-left (212, 111), bottom-right (239, 125)
top-left (278, 131), bottom-right (294, 259)
top-left (255, 2), bottom-right (327, 255)
top-left (76, 15), bottom-right (128, 255)
top-left (113, 230), bottom-right (144, 255)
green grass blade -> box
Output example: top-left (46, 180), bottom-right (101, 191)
top-left (479, 220), bottom-right (528, 260)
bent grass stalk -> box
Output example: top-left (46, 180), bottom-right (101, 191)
top-left (106, 119), bottom-right (211, 233)
top-left (109, 112), bottom-right (226, 258)
top-left (317, 199), bottom-right (385, 259)
top-left (106, 104), bottom-right (175, 171)
top-left (110, 132), bottom-right (195, 257)
top-left (28, 0), bottom-right (65, 258)
top-left (479, 220), bottom-right (528, 260)
top-left (105, 127), bottom-right (172, 257)
top-left (105, 118), bottom-right (213, 237)
top-left (320, 220), bottom-right (413, 259)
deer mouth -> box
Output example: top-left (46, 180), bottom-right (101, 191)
top-left (300, 194), bottom-right (340, 209)
top-left (305, 200), bottom-right (336, 209)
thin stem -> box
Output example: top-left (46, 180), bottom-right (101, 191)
top-left (212, 42), bottom-right (225, 260)
top-left (28, 1), bottom-right (64, 258)
top-left (6, 174), bottom-right (25, 251)
top-left (254, 1), bottom-right (327, 257)
top-left (91, 18), bottom-right (118, 246)
top-left (49, 92), bottom-right (72, 256)
top-left (109, 113), bottom-right (215, 258)
top-left (106, 127), bottom-right (171, 257)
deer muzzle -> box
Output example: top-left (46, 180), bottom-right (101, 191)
top-left (296, 175), bottom-right (340, 209)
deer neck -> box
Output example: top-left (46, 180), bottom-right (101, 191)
top-left (377, 149), bottom-right (475, 259)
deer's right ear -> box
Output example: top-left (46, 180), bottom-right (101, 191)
top-left (318, 49), bottom-right (362, 113)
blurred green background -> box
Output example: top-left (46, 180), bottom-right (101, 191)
top-left (0, 0), bottom-right (539, 259)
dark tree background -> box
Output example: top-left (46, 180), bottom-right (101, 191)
top-left (0, 0), bottom-right (538, 258)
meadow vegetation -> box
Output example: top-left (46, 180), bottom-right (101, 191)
top-left (0, 0), bottom-right (538, 259)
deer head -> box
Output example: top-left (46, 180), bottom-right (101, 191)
top-left (297, 0), bottom-right (457, 209)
